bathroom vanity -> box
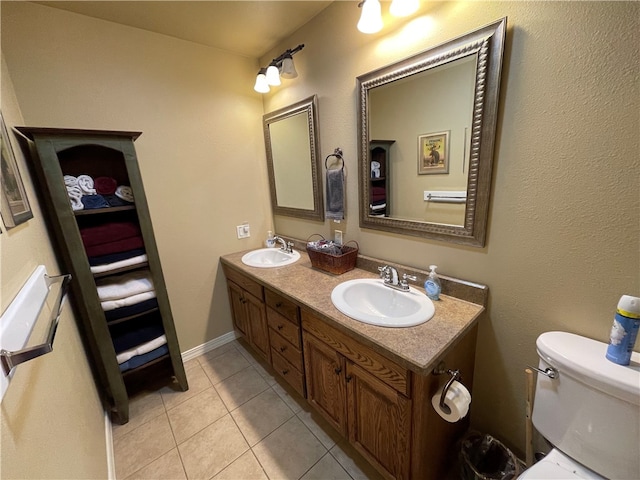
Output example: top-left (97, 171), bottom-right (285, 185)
top-left (221, 248), bottom-right (486, 480)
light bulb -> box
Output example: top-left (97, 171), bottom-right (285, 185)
top-left (253, 70), bottom-right (270, 93)
top-left (280, 56), bottom-right (298, 79)
top-left (265, 65), bottom-right (281, 86)
top-left (357, 0), bottom-right (383, 34)
top-left (390, 0), bottom-right (419, 17)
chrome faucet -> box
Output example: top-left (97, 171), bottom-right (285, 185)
top-left (273, 235), bottom-right (294, 254)
top-left (378, 265), bottom-right (417, 292)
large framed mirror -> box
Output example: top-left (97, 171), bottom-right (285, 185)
top-left (264, 95), bottom-right (324, 221)
top-left (358, 18), bottom-right (507, 247)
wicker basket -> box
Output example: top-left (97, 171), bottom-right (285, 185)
top-left (306, 236), bottom-right (359, 275)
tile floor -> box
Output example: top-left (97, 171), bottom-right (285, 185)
top-left (112, 339), bottom-right (385, 480)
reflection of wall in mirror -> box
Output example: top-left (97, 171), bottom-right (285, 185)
top-left (369, 56), bottom-right (476, 226)
top-left (269, 112), bottom-right (314, 210)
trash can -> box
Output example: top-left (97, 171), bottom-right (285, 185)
top-left (460, 432), bottom-right (521, 480)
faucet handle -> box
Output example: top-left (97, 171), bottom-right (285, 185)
top-left (402, 273), bottom-right (417, 282)
top-left (378, 265), bottom-right (391, 281)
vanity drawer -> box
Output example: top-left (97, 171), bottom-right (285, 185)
top-left (269, 329), bottom-right (304, 371)
top-left (265, 289), bottom-right (300, 324)
top-left (301, 310), bottom-right (410, 396)
top-left (267, 309), bottom-right (301, 349)
top-left (271, 349), bottom-right (305, 397)
top-left (223, 266), bottom-right (264, 301)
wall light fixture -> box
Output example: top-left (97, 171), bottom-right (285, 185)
top-left (253, 44), bottom-right (305, 93)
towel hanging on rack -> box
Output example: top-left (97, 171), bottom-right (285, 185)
top-left (325, 148), bottom-right (345, 220)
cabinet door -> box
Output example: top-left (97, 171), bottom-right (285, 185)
top-left (346, 362), bottom-right (412, 480)
top-left (245, 292), bottom-right (270, 363)
top-left (303, 333), bottom-right (347, 435)
top-left (228, 281), bottom-right (249, 337)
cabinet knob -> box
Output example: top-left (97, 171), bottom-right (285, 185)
top-left (276, 302), bottom-right (283, 308)
top-left (281, 369), bottom-right (289, 375)
top-left (279, 345), bottom-right (287, 352)
top-left (334, 366), bottom-right (342, 375)
top-left (345, 375), bottom-right (353, 383)
top-left (277, 324), bottom-right (284, 330)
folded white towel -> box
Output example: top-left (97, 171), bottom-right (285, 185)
top-left (116, 335), bottom-right (167, 364)
top-left (115, 185), bottom-right (134, 203)
top-left (90, 254), bottom-right (148, 274)
top-left (96, 270), bottom-right (154, 301)
top-left (66, 185), bottom-right (84, 211)
top-left (101, 290), bottom-right (157, 311)
top-left (77, 175), bottom-right (96, 195)
top-left (64, 175), bottom-right (78, 187)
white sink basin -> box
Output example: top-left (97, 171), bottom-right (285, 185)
top-left (241, 248), bottom-right (300, 268)
top-left (331, 279), bottom-right (435, 327)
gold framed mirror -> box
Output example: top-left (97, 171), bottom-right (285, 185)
top-left (264, 95), bottom-right (324, 221)
top-left (357, 18), bottom-right (507, 247)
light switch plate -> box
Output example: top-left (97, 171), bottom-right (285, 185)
top-left (236, 223), bottom-right (250, 239)
top-left (335, 230), bottom-right (343, 245)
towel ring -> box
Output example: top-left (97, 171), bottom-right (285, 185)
top-left (325, 147), bottom-right (344, 171)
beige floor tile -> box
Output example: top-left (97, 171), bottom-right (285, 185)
top-left (297, 407), bottom-right (343, 450)
top-left (233, 338), bottom-right (260, 365)
top-left (212, 450), bottom-right (268, 480)
top-left (301, 453), bottom-right (353, 480)
top-left (167, 387), bottom-right (229, 444)
top-left (200, 348), bottom-right (250, 385)
top-left (330, 440), bottom-right (384, 480)
top-left (271, 380), bottom-right (307, 414)
top-left (112, 391), bottom-right (167, 439)
top-left (215, 366), bottom-right (269, 411)
top-left (231, 388), bottom-right (295, 446)
top-left (160, 363), bottom-right (213, 410)
top-left (252, 416), bottom-right (328, 480)
top-left (251, 358), bottom-right (280, 386)
top-left (200, 341), bottom-right (239, 362)
top-left (178, 414), bottom-right (249, 480)
top-left (114, 412), bottom-right (176, 480)
top-left (124, 448), bottom-right (186, 480)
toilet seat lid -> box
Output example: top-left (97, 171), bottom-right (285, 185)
top-left (518, 449), bottom-right (605, 479)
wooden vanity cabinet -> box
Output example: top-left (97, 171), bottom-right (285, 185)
top-left (225, 268), bottom-right (270, 363)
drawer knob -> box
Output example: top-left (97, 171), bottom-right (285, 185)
top-left (281, 369), bottom-right (289, 375)
top-left (277, 324), bottom-right (284, 330)
top-left (345, 375), bottom-right (353, 383)
top-left (334, 366), bottom-right (342, 375)
top-left (279, 345), bottom-right (287, 352)
top-left (276, 302), bottom-right (283, 308)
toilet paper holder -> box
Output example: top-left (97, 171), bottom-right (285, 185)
top-left (433, 362), bottom-right (461, 412)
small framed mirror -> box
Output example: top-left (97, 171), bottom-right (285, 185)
top-left (358, 18), bottom-right (507, 247)
top-left (264, 95), bottom-right (324, 221)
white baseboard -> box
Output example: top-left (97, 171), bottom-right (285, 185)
top-left (105, 411), bottom-right (115, 480)
top-left (181, 330), bottom-right (239, 363)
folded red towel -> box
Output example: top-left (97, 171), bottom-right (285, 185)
top-left (80, 221), bottom-right (141, 248)
top-left (94, 176), bottom-right (118, 195)
top-left (84, 236), bottom-right (145, 257)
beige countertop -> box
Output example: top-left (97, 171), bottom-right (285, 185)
top-left (220, 248), bottom-right (485, 375)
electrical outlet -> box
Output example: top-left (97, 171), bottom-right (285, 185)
top-left (335, 230), bottom-right (343, 245)
top-left (236, 223), bottom-right (250, 239)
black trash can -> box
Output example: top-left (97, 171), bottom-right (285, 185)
top-left (460, 432), bottom-right (521, 480)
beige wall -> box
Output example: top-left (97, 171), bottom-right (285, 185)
top-left (1, 57), bottom-right (107, 478)
top-left (264, 1), bottom-right (639, 455)
top-left (1, 1), bottom-right (272, 352)
top-left (2, 0), bottom-right (638, 467)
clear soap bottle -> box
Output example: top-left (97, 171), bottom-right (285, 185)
top-left (424, 265), bottom-right (441, 301)
top-left (265, 230), bottom-right (275, 248)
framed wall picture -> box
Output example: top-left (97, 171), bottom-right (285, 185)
top-left (1, 112), bottom-right (33, 228)
top-left (418, 131), bottom-right (450, 175)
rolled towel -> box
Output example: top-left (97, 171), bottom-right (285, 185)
top-left (81, 194), bottom-right (110, 210)
top-left (104, 194), bottom-right (132, 207)
top-left (115, 185), bottom-right (134, 203)
top-left (96, 269), bottom-right (154, 302)
top-left (64, 175), bottom-right (79, 187)
top-left (94, 176), bottom-right (118, 195)
top-left (66, 185), bottom-right (84, 211)
top-left (77, 174), bottom-right (96, 195)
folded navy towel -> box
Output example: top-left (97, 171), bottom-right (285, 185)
top-left (81, 194), bottom-right (110, 209)
top-left (119, 344), bottom-right (169, 372)
top-left (104, 297), bottom-right (159, 322)
top-left (88, 248), bottom-right (146, 266)
top-left (104, 194), bottom-right (133, 207)
top-left (112, 324), bottom-right (165, 353)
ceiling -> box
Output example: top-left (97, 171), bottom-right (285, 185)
top-left (33, 1), bottom-right (334, 59)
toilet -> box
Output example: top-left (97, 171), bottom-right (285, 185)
top-left (518, 331), bottom-right (640, 480)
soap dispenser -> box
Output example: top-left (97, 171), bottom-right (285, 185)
top-left (265, 230), bottom-right (275, 248)
top-left (424, 265), bottom-right (441, 301)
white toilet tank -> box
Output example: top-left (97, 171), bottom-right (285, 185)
top-left (532, 331), bottom-right (640, 480)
